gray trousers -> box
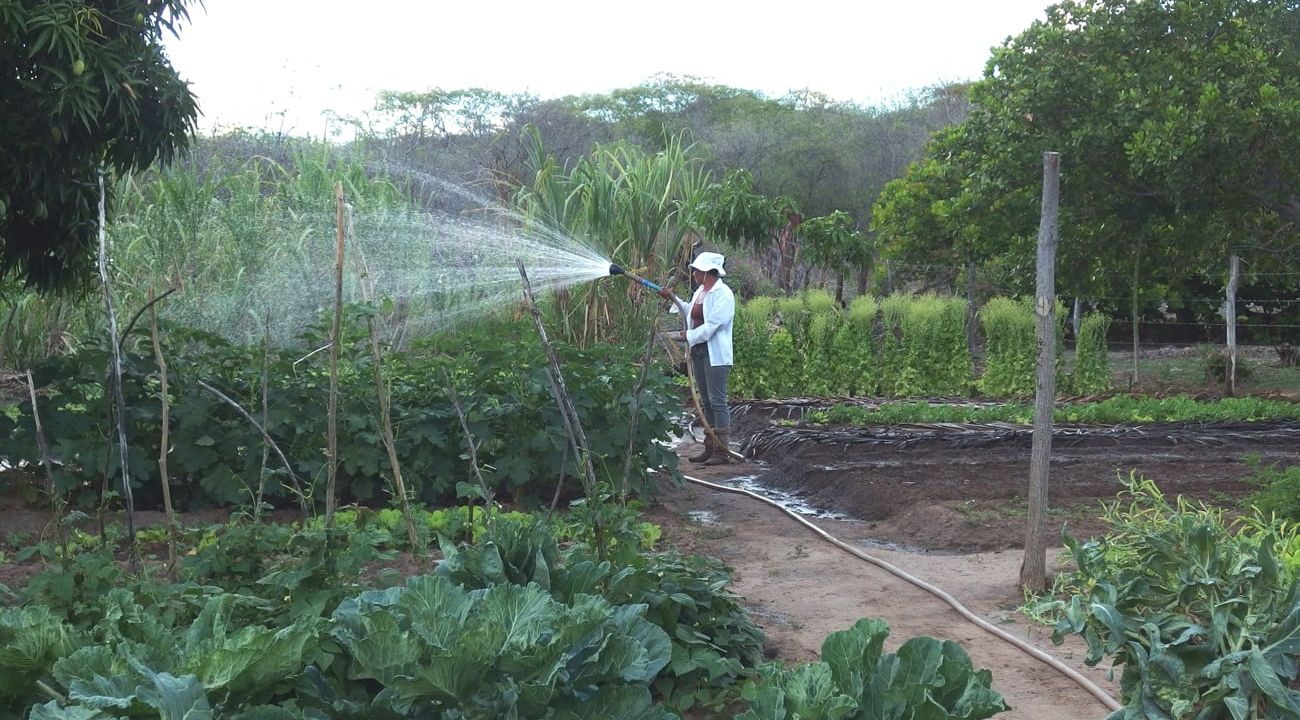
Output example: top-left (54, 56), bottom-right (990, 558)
top-left (690, 344), bottom-right (731, 430)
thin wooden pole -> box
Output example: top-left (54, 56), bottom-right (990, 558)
top-left (96, 171), bottom-right (137, 567)
top-left (25, 370), bottom-right (56, 498)
top-left (517, 260), bottom-right (598, 496)
top-left (1131, 247), bottom-right (1141, 387)
top-left (148, 288), bottom-right (178, 575)
top-left (1021, 151), bottom-right (1060, 593)
top-left (1227, 255), bottom-right (1240, 396)
top-left (354, 234), bottom-right (422, 553)
top-left (326, 182), bottom-right (345, 525)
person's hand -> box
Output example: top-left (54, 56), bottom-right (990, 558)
top-left (674, 330), bottom-right (687, 341)
top-left (657, 287), bottom-right (673, 302)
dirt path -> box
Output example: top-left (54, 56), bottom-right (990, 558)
top-left (647, 454), bottom-right (1122, 720)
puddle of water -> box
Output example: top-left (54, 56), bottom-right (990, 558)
top-left (686, 510), bottom-right (721, 526)
top-left (718, 475), bottom-right (849, 520)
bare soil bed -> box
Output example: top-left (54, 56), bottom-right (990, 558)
top-left (727, 402), bottom-right (1299, 552)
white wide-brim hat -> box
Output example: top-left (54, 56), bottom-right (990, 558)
top-left (689, 251), bottom-right (726, 277)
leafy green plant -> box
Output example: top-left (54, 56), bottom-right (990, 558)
top-left (1038, 476), bottom-right (1300, 719)
top-left (437, 512), bottom-right (766, 714)
top-left (0, 317), bottom-right (682, 512)
top-left (1070, 311), bottom-right (1112, 395)
top-left (1244, 460), bottom-right (1300, 523)
top-left (1201, 345), bottom-right (1256, 385)
top-left (979, 297), bottom-right (1036, 397)
top-left (329, 574), bottom-right (675, 718)
top-left (737, 617), bottom-right (1008, 720)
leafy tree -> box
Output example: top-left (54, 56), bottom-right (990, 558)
top-left (874, 0), bottom-right (1300, 307)
top-left (801, 210), bottom-right (874, 302)
top-left (1, 0), bottom-right (198, 291)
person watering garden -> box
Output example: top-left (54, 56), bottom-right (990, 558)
top-left (658, 252), bottom-right (735, 465)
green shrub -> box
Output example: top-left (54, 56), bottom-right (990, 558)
top-left (804, 302), bottom-right (842, 397)
top-left (978, 297), bottom-right (1036, 397)
top-left (1036, 476), bottom-right (1300, 719)
top-left (1070, 311), bottom-right (1112, 395)
top-left (737, 617), bottom-right (1008, 720)
top-left (893, 294), bottom-right (970, 397)
top-left (843, 295), bottom-right (880, 396)
top-left (1200, 344), bottom-right (1256, 385)
top-left (732, 297), bottom-right (776, 398)
top-left (1244, 459), bottom-right (1300, 521)
top-left (766, 328), bottom-right (801, 398)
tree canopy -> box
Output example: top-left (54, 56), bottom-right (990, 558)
top-left (874, 0), bottom-right (1300, 300)
top-left (1, 0), bottom-right (198, 291)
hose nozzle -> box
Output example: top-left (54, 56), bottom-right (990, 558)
top-left (609, 263), bottom-right (625, 277)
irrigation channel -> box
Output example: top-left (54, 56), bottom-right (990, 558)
top-left (660, 400), bottom-right (1300, 717)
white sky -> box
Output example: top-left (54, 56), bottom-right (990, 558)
top-left (164, 0), bottom-right (1051, 136)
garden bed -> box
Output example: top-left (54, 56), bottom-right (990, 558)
top-left (721, 401), bottom-right (1297, 553)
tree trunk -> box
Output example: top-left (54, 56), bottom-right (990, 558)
top-left (836, 273), bottom-right (845, 305)
top-left (1021, 151), bottom-right (1060, 593)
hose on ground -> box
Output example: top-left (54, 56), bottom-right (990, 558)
top-left (679, 472), bottom-right (1121, 713)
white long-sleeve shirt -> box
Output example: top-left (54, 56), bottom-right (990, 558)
top-left (672, 281), bottom-right (735, 367)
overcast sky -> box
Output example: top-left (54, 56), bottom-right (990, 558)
top-left (164, 0), bottom-right (1052, 136)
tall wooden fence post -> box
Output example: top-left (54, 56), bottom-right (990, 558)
top-left (1021, 151), bottom-right (1060, 592)
top-left (1226, 254), bottom-right (1239, 396)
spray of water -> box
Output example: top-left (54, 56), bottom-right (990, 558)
top-left (160, 175), bottom-right (615, 345)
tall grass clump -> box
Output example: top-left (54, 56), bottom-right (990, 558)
top-left (879, 293), bottom-right (910, 396)
top-left (775, 296), bottom-right (809, 352)
top-left (978, 297), bottom-right (1036, 397)
top-left (765, 327), bottom-right (800, 398)
top-left (801, 290), bottom-right (840, 396)
top-left (731, 297), bottom-right (776, 398)
top-left (837, 295), bottom-right (879, 396)
top-left (804, 308), bottom-right (841, 397)
top-left (880, 294), bottom-right (970, 397)
top-left (1070, 311), bottom-right (1112, 394)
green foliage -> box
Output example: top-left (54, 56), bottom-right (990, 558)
top-left (889, 294), bottom-right (970, 397)
top-left (873, 0), bottom-right (1300, 308)
top-left (737, 617), bottom-right (1008, 720)
top-left (1201, 345), bottom-right (1256, 385)
top-left (765, 329), bottom-right (800, 398)
top-left (0, 0), bottom-right (198, 290)
top-left (731, 297), bottom-right (775, 398)
top-left (436, 513), bottom-right (767, 715)
top-left (1244, 459), bottom-right (1300, 523)
top-left (1038, 475), bottom-right (1300, 719)
top-left (0, 317), bottom-right (682, 511)
top-left (330, 575), bottom-right (674, 718)
top-left (1070, 312), bottom-right (1112, 395)
top-left (978, 298), bottom-right (1036, 397)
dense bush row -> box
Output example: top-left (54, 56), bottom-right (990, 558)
top-left (1, 511), bottom-right (1008, 719)
top-left (0, 316), bottom-right (680, 511)
top-left (731, 291), bottom-right (1113, 399)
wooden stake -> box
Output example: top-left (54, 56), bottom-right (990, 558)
top-left (96, 171), bottom-right (137, 567)
top-left (354, 234), bottom-right (422, 553)
top-left (326, 182), bottom-right (345, 525)
top-left (517, 260), bottom-right (598, 496)
top-left (1227, 255), bottom-right (1240, 396)
top-left (148, 288), bottom-right (178, 576)
top-left (1021, 151), bottom-right (1060, 593)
